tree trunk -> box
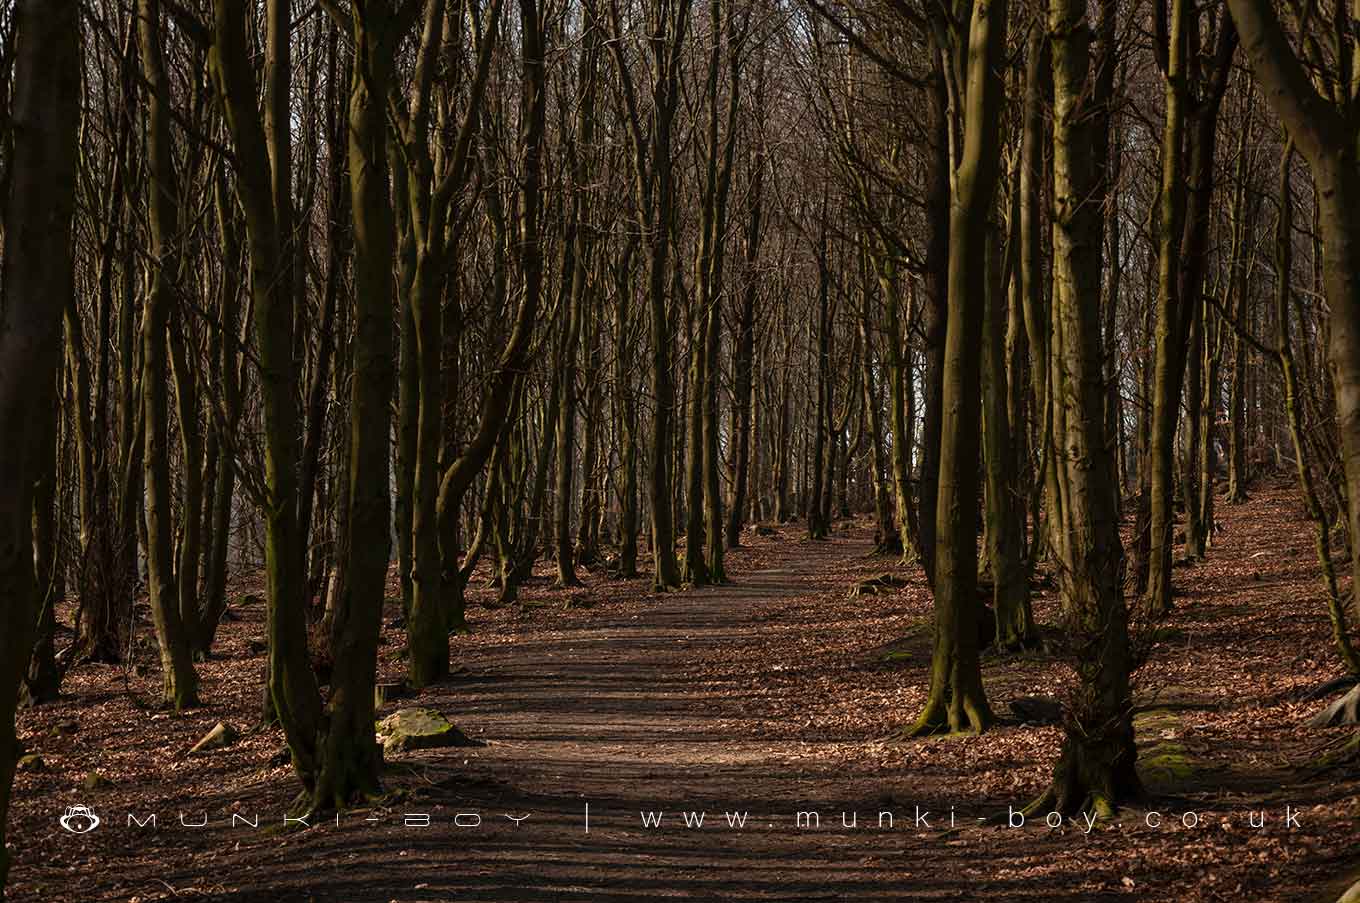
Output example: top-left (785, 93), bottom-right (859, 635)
top-left (984, 225), bottom-right (1034, 650)
top-left (907, 0), bottom-right (1007, 736)
top-left (1036, 0), bottom-right (1142, 817)
top-left (0, 0), bottom-right (79, 886)
top-left (211, 0), bottom-right (323, 777)
top-left (917, 54), bottom-right (951, 586)
top-left (726, 147), bottom-right (763, 547)
top-left (22, 386), bottom-right (62, 705)
top-left (311, 0), bottom-right (411, 811)
top-left (808, 217), bottom-right (831, 542)
top-left (140, 0), bottom-right (200, 711)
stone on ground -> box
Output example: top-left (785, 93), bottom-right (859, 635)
top-left (377, 707), bottom-right (480, 755)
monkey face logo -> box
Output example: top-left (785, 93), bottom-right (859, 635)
top-left (59, 805), bottom-right (101, 834)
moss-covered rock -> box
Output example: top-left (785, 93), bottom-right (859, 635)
top-left (376, 707), bottom-right (481, 755)
top-left (1338, 878), bottom-right (1360, 903)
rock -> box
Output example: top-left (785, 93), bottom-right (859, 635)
top-left (1339, 879), bottom-right (1360, 903)
top-left (17, 754), bottom-right (45, 772)
top-left (245, 638), bottom-right (267, 655)
top-left (189, 722), bottom-right (240, 755)
top-left (49, 720), bottom-right (79, 737)
top-left (374, 681), bottom-right (414, 707)
top-left (377, 707), bottom-right (481, 755)
top-left (267, 746), bottom-right (292, 767)
top-left (1010, 696), bottom-right (1064, 725)
top-left (1307, 685), bottom-right (1360, 727)
top-left (82, 771), bottom-right (110, 790)
top-left (754, 525), bottom-right (776, 536)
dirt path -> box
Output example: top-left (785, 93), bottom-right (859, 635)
top-left (10, 501), bottom-right (1360, 901)
top-left (257, 533), bottom-right (980, 902)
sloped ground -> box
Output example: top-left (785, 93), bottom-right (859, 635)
top-left (8, 486), bottom-right (1360, 901)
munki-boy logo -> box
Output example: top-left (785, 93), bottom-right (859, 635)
top-left (59, 805), bottom-right (101, 834)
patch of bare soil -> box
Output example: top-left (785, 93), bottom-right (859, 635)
top-left (8, 492), bottom-right (1360, 902)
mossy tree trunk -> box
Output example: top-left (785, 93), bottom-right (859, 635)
top-left (877, 258), bottom-right (919, 561)
top-left (1224, 98), bottom-right (1254, 505)
top-left (1017, 24), bottom-right (1061, 565)
top-left (916, 46), bottom-right (951, 588)
top-left (196, 171), bottom-right (245, 657)
top-left (310, 0), bottom-right (419, 812)
top-left (1037, 0), bottom-right (1142, 817)
top-left (399, 0), bottom-right (502, 685)
top-left (908, 0), bottom-right (1007, 737)
top-left (858, 257), bottom-right (899, 555)
top-left (140, 0), bottom-right (200, 712)
top-left (211, 0), bottom-right (324, 775)
top-left (1146, 5), bottom-right (1236, 608)
top-left (554, 130), bottom-right (587, 587)
top-left (1145, 0), bottom-right (1190, 615)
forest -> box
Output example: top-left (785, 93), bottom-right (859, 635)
top-left (1, 0), bottom-right (1359, 898)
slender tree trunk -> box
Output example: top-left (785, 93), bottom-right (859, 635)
top-left (908, 0), bottom-right (1007, 736)
top-left (311, 0), bottom-right (411, 811)
top-left (984, 225), bottom-right (1034, 650)
top-left (140, 0), bottom-right (200, 711)
top-left (808, 217), bottom-right (831, 541)
top-left (918, 59), bottom-right (950, 586)
top-left (613, 241), bottom-right (641, 576)
top-left (1148, 10), bottom-right (1237, 606)
top-left (211, 0), bottom-right (323, 776)
top-left (22, 382), bottom-right (62, 705)
top-left (1225, 96), bottom-right (1254, 503)
top-left (726, 149), bottom-right (762, 547)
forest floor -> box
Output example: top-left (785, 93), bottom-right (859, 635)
top-left (9, 483), bottom-right (1360, 902)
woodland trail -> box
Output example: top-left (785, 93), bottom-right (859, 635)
top-left (261, 531), bottom-right (977, 902)
top-left (178, 529), bottom-right (1051, 902)
top-left (10, 500), bottom-right (1360, 901)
